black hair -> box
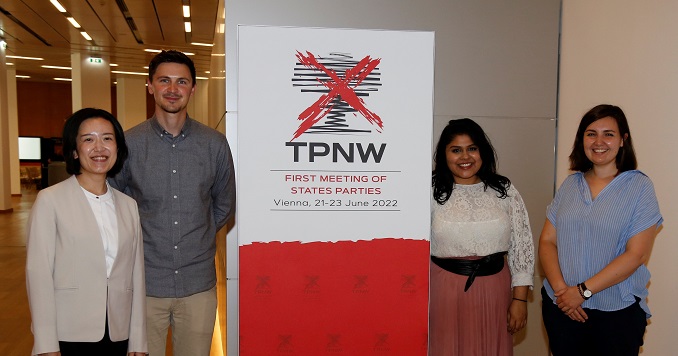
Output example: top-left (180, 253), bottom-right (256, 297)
top-left (569, 104), bottom-right (637, 172)
top-left (62, 108), bottom-right (128, 177)
top-left (148, 50), bottom-right (196, 86)
top-left (432, 118), bottom-right (510, 204)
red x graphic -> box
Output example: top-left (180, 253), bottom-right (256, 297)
top-left (292, 51), bottom-right (383, 141)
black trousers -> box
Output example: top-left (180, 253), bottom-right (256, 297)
top-left (58, 315), bottom-right (128, 356)
top-left (541, 286), bottom-right (647, 356)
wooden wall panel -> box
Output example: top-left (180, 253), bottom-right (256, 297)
top-left (16, 81), bottom-right (153, 138)
top-left (17, 81), bottom-right (72, 138)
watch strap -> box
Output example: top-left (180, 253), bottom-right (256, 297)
top-left (577, 282), bottom-right (592, 300)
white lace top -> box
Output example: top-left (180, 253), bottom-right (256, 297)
top-left (431, 182), bottom-right (535, 288)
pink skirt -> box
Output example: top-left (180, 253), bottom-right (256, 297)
top-left (429, 257), bottom-right (513, 356)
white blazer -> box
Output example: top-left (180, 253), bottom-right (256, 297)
top-left (26, 175), bottom-right (147, 355)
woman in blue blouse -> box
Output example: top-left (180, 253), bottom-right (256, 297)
top-left (539, 104), bottom-right (663, 356)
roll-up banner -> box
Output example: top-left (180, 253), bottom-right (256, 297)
top-left (237, 25), bottom-right (434, 355)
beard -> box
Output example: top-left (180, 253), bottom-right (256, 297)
top-left (159, 104), bottom-right (182, 114)
top-left (158, 99), bottom-right (185, 114)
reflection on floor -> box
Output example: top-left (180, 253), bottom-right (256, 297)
top-left (0, 188), bottom-right (35, 355)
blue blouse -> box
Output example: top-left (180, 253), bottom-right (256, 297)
top-left (543, 170), bottom-right (663, 316)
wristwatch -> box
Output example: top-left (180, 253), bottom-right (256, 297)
top-left (577, 282), bottom-right (592, 300)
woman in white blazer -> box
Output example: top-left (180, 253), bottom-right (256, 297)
top-left (26, 108), bottom-right (147, 356)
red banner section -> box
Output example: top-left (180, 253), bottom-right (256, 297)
top-left (239, 238), bottom-right (429, 355)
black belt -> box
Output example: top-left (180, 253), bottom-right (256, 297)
top-left (432, 251), bottom-right (507, 292)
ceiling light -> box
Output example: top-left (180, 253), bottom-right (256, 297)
top-left (196, 76), bottom-right (208, 80)
top-left (143, 49), bottom-right (192, 55)
top-left (6, 55), bottom-right (44, 61)
top-left (0, 40), bottom-right (6, 49)
top-left (182, 5), bottom-right (191, 18)
top-left (191, 42), bottom-right (213, 47)
top-left (41, 65), bottom-right (72, 70)
top-left (111, 70), bottom-right (147, 76)
top-left (184, 22), bottom-right (192, 33)
top-left (7, 63), bottom-right (14, 66)
top-left (50, 0), bottom-right (67, 13)
top-left (16, 75), bottom-right (31, 79)
top-left (66, 17), bottom-right (81, 29)
top-left (54, 77), bottom-right (72, 81)
top-left (205, 71), bottom-right (210, 74)
top-left (109, 63), bottom-right (118, 67)
top-left (80, 31), bottom-right (92, 41)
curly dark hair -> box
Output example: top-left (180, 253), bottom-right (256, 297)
top-left (432, 118), bottom-right (510, 204)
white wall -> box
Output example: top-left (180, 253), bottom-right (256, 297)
top-left (559, 1), bottom-right (678, 354)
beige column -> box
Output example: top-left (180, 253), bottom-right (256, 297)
top-left (7, 67), bottom-right (20, 195)
top-left (0, 44), bottom-right (13, 211)
top-left (71, 52), bottom-right (111, 111)
top-left (187, 79), bottom-right (209, 126)
top-left (115, 74), bottom-right (147, 130)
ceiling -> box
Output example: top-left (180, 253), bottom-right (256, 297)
top-left (0, 0), bottom-right (220, 83)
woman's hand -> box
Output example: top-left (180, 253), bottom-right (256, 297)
top-left (554, 286), bottom-right (588, 322)
top-left (507, 299), bottom-right (527, 334)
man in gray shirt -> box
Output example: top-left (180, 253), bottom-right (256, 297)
top-left (110, 50), bottom-right (235, 356)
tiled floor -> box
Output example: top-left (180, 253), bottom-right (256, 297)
top-left (0, 189), bottom-right (36, 355)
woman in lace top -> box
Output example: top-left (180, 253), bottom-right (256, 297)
top-left (539, 104), bottom-right (662, 356)
top-left (429, 118), bottom-right (534, 356)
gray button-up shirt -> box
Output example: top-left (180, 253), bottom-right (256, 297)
top-left (110, 116), bottom-right (235, 298)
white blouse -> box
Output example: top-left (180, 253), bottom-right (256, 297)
top-left (81, 184), bottom-right (118, 278)
top-left (431, 182), bottom-right (534, 288)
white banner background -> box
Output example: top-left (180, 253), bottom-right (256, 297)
top-left (237, 25), bottom-right (434, 245)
